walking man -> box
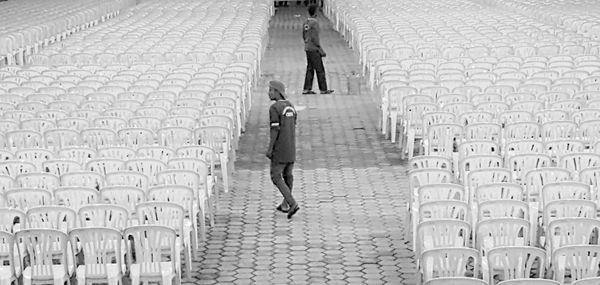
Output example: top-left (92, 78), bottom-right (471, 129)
top-left (302, 5), bottom-right (334, 95)
top-left (266, 80), bottom-right (300, 219)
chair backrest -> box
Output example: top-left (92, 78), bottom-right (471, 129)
top-left (53, 186), bottom-right (98, 211)
top-left (475, 218), bottom-right (530, 253)
top-left (16, 172), bottom-right (60, 191)
top-left (552, 245), bottom-right (600, 284)
top-left (125, 159), bottom-right (167, 185)
top-left (15, 229), bottom-right (70, 282)
top-left (425, 123), bottom-right (463, 157)
top-left (105, 171), bottom-right (150, 192)
top-left (97, 146), bottom-right (135, 160)
top-left (86, 158), bottom-right (125, 176)
top-left (507, 154), bottom-right (552, 182)
top-left (60, 171), bottom-right (105, 190)
top-left (418, 183), bottom-right (466, 204)
top-left (69, 227), bottom-right (123, 281)
top-left (547, 218), bottom-right (600, 256)
top-left (408, 155), bottom-right (452, 170)
top-left (524, 167), bottom-right (572, 203)
top-left (418, 200), bottom-right (469, 223)
top-left (466, 168), bottom-right (512, 202)
top-left (504, 140), bottom-right (544, 157)
top-left (416, 219), bottom-right (471, 257)
top-left (78, 204), bottom-right (128, 230)
top-left (147, 185), bottom-right (195, 218)
top-left (100, 186), bottom-right (146, 219)
top-left (136, 146), bottom-right (176, 164)
top-left (136, 202), bottom-right (184, 235)
top-left (543, 200), bottom-right (597, 228)
top-left (478, 200), bottom-right (529, 222)
top-left (487, 246), bottom-right (546, 283)
top-left (5, 188), bottom-right (51, 211)
top-left (421, 248), bottom-right (480, 283)
top-left (26, 205), bottom-right (76, 232)
top-left (42, 159), bottom-right (81, 177)
top-left (560, 153), bottom-right (600, 176)
top-left (542, 181), bottom-right (591, 207)
top-left (458, 140), bottom-right (500, 159)
top-left (459, 155), bottom-right (503, 183)
top-left (424, 277), bottom-right (487, 285)
top-left (475, 183), bottom-right (524, 203)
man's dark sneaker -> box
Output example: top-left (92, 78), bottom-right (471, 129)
top-left (302, 90), bottom-right (316, 95)
top-left (320, 90), bottom-right (334, 94)
top-left (287, 205), bottom-right (300, 219)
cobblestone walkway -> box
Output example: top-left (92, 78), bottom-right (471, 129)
top-left (186, 5), bottom-right (417, 285)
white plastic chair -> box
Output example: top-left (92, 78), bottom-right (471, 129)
top-left (136, 202), bottom-right (190, 279)
top-left (16, 229), bottom-right (72, 285)
top-left (486, 246), bottom-right (546, 284)
top-left (124, 225), bottom-right (179, 285)
top-left (69, 227), bottom-right (123, 285)
top-left (420, 247), bottom-right (480, 284)
top-left (416, 219), bottom-right (471, 260)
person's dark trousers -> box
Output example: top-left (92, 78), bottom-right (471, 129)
top-left (271, 161), bottom-right (296, 207)
top-left (303, 50), bottom-right (328, 92)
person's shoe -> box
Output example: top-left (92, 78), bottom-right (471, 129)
top-left (320, 90), bottom-right (334, 94)
top-left (287, 204), bottom-right (300, 219)
top-left (276, 205), bottom-right (289, 213)
top-left (302, 90), bottom-right (316, 95)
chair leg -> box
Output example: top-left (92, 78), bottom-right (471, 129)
top-left (407, 129), bottom-right (416, 160)
top-left (390, 115), bottom-right (398, 142)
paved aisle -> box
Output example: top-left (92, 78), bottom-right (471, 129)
top-left (186, 5), bottom-right (416, 285)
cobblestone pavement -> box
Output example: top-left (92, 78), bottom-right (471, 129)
top-left (184, 4), bottom-right (417, 285)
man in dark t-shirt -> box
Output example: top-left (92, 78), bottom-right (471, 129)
top-left (302, 5), bottom-right (334, 95)
top-left (266, 80), bottom-right (300, 219)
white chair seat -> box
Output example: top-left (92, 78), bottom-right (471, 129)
top-left (130, 262), bottom-right (175, 285)
top-left (22, 265), bottom-right (68, 285)
top-left (76, 264), bottom-right (122, 285)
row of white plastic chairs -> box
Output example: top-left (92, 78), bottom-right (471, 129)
top-left (20, 1), bottom-right (270, 73)
top-left (326, 0), bottom-right (597, 77)
top-left (0, 143), bottom-right (227, 193)
top-left (0, 209), bottom-right (195, 284)
top-left (410, 169), bottom-right (600, 284)
top-left (417, 223), bottom-right (600, 284)
top-left (386, 97), bottom-right (600, 151)
top-left (0, 0), bottom-right (135, 66)
top-left (486, 0), bottom-right (600, 41)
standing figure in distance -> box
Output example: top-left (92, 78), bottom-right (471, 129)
top-left (266, 80), bottom-right (300, 219)
top-left (302, 5), bottom-right (334, 95)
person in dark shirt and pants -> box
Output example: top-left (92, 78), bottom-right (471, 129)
top-left (302, 5), bottom-right (334, 95)
top-left (266, 80), bottom-right (300, 219)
